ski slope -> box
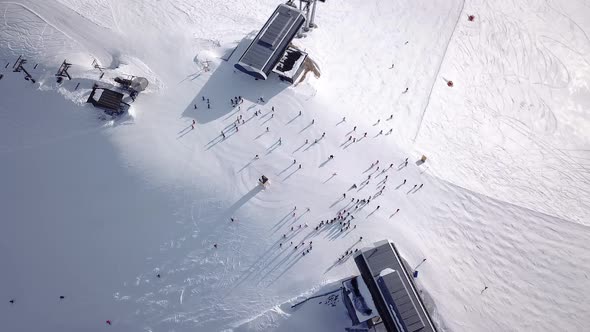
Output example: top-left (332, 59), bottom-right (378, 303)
top-left (0, 0), bottom-right (589, 331)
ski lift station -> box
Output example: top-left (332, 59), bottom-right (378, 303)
top-left (235, 4), bottom-right (308, 83)
top-left (342, 240), bottom-right (438, 332)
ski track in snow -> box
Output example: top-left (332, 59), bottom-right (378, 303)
top-left (0, 0), bottom-right (589, 331)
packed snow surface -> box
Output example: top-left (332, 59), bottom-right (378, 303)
top-left (1, 0), bottom-right (589, 331)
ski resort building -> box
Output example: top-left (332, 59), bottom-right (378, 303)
top-left (87, 85), bottom-right (130, 115)
top-left (235, 4), bottom-right (306, 81)
top-left (342, 240), bottom-right (438, 332)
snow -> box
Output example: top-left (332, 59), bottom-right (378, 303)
top-left (0, 0), bottom-right (589, 332)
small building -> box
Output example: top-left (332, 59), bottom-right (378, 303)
top-left (235, 4), bottom-right (306, 80)
top-left (342, 240), bottom-right (438, 332)
top-left (87, 85), bottom-right (130, 115)
top-left (273, 46), bottom-right (308, 83)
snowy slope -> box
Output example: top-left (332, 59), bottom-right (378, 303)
top-left (0, 0), bottom-right (589, 331)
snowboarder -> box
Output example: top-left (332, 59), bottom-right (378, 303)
top-left (9, 299), bottom-right (15, 304)
top-left (191, 124), bottom-right (194, 130)
top-left (106, 320), bottom-right (112, 325)
top-left (59, 296), bottom-right (65, 299)
top-left (329, 155), bottom-right (334, 159)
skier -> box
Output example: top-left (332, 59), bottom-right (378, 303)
top-left (305, 139), bottom-right (309, 144)
top-left (202, 96), bottom-right (205, 101)
top-left (272, 106), bottom-right (275, 111)
top-left (363, 132), bottom-right (367, 137)
top-left (343, 193), bottom-right (346, 198)
top-left (419, 184), bottom-right (423, 189)
top-left (60, 296), bottom-right (65, 299)
top-left (312, 119), bottom-right (315, 124)
top-left (230, 217), bottom-right (235, 222)
top-left (299, 110), bottom-right (302, 116)
top-left (293, 159), bottom-right (296, 164)
top-left (194, 104), bottom-right (197, 109)
top-left (157, 274), bottom-right (161, 278)
top-left (191, 124), bottom-right (194, 130)
top-left (213, 243), bottom-right (217, 248)
top-left (321, 132), bottom-right (325, 138)
top-left (207, 98), bottom-right (210, 103)
top-left (222, 132), bottom-right (226, 139)
top-left (379, 130), bottom-right (383, 134)
top-left (329, 155), bottom-right (334, 159)
top-left (193, 120), bottom-right (196, 125)
top-left (348, 136), bottom-right (352, 141)
top-left (353, 126), bottom-right (357, 131)
top-left (280, 243), bottom-right (282, 247)
top-left (412, 184), bottom-right (417, 189)
top-left (299, 164), bottom-right (302, 169)
top-left (207, 103), bottom-right (210, 109)
top-left (266, 127), bottom-right (269, 132)
top-left (403, 179), bottom-right (406, 184)
top-left (377, 205), bottom-right (380, 209)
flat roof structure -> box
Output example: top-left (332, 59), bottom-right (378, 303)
top-left (235, 4), bottom-right (306, 80)
top-left (87, 86), bottom-right (130, 114)
top-left (351, 240), bottom-right (438, 332)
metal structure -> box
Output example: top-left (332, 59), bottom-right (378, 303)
top-left (343, 240), bottom-right (438, 332)
top-left (55, 59), bottom-right (72, 83)
top-left (296, 0), bottom-right (324, 31)
top-left (235, 4), bottom-right (306, 80)
top-left (13, 56), bottom-right (35, 83)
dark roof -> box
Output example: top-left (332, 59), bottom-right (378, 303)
top-left (354, 240), bottom-right (437, 332)
top-left (235, 4), bottom-right (305, 80)
top-left (95, 89), bottom-right (124, 111)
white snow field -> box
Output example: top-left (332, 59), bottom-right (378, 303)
top-left (0, 0), bottom-right (589, 331)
